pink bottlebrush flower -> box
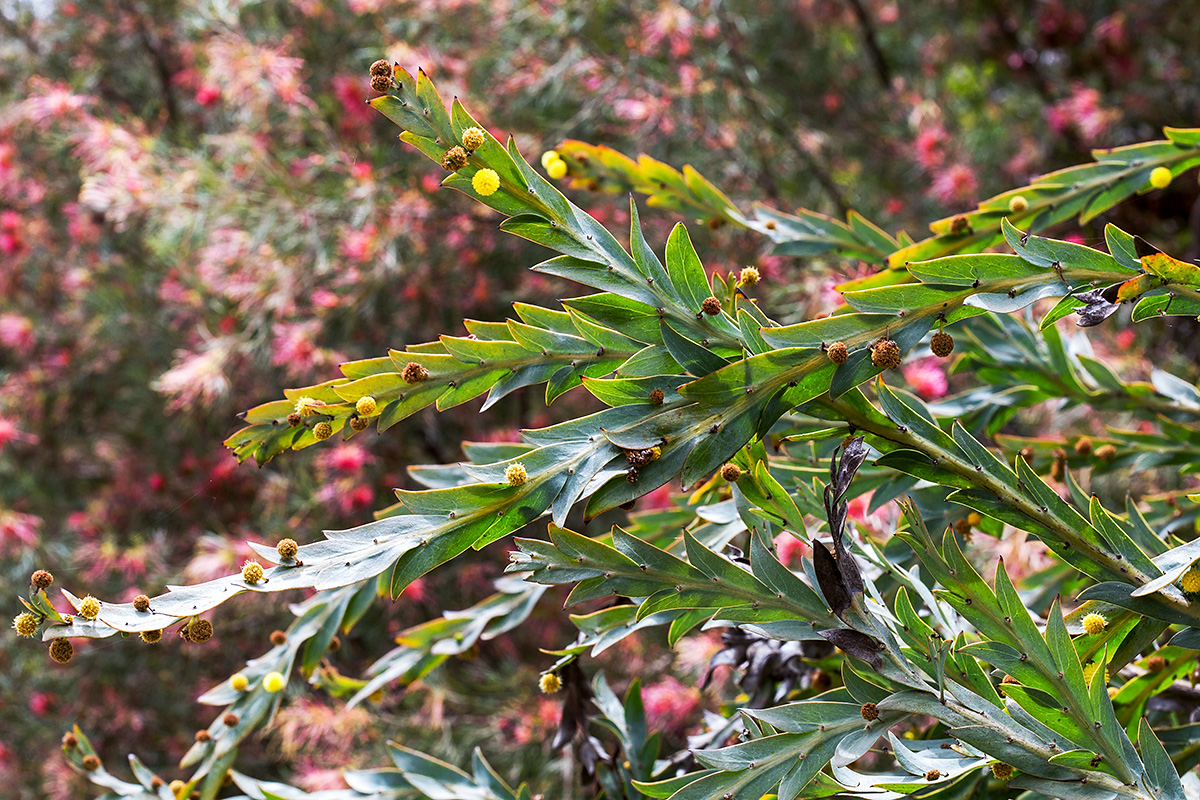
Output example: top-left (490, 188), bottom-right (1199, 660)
top-left (902, 357), bottom-right (949, 400)
top-left (930, 163), bottom-right (978, 205)
top-left (18, 79), bottom-right (92, 125)
top-left (339, 224), bottom-right (377, 263)
top-left (271, 320), bottom-right (320, 373)
top-left (311, 288), bottom-right (339, 308)
top-left (1116, 329), bottom-right (1136, 350)
top-left (320, 443), bottom-right (373, 474)
top-left (29, 692), bottom-right (52, 716)
top-left (1045, 85), bottom-right (1119, 144)
top-left (913, 124), bottom-right (946, 169)
top-left (152, 337), bottom-right (237, 412)
top-left (0, 510), bottom-right (41, 553)
top-left (773, 532), bottom-right (809, 566)
top-left (195, 85), bottom-right (221, 106)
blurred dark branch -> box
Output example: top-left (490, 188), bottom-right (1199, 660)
top-left (136, 18), bottom-right (179, 131)
top-left (715, 8), bottom-right (849, 215)
top-left (844, 0), bottom-right (891, 89)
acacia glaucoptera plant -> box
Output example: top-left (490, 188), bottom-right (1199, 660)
top-left (15, 59), bottom-right (1200, 800)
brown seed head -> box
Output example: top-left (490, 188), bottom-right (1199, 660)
top-left (62, 733), bottom-right (78, 749)
top-left (141, 629), bottom-right (162, 644)
top-left (954, 518), bottom-right (972, 536)
top-left (949, 214), bottom-right (971, 235)
top-left (925, 770), bottom-right (940, 781)
top-left (1095, 444), bottom-right (1117, 462)
top-left (402, 361), bottom-right (429, 384)
top-left (440, 145), bottom-right (469, 172)
top-left (648, 388), bottom-right (665, 406)
top-left (860, 702), bottom-right (879, 721)
top-left (82, 755), bottom-right (100, 771)
top-left (312, 421), bottom-right (333, 441)
top-left (871, 338), bottom-right (901, 370)
top-left (286, 412), bottom-right (301, 427)
top-left (223, 713), bottom-right (239, 727)
top-left (31, 569), bottom-right (54, 589)
top-left (151, 777), bottom-right (164, 789)
top-left (930, 330), bottom-right (955, 358)
top-left (49, 638), bottom-right (73, 664)
top-left (1050, 448), bottom-right (1067, 481)
top-left (270, 630), bottom-right (288, 646)
top-left (701, 296), bottom-right (721, 315)
top-left (1074, 437), bottom-right (1093, 456)
top-left (827, 342), bottom-right (849, 365)
top-left (188, 619), bottom-right (213, 643)
top-left (349, 415), bottom-right (369, 431)
top-left (194, 730), bottom-right (211, 743)
top-left (810, 669), bottom-right (832, 692)
top-left (1147, 655), bottom-right (1166, 672)
top-left (720, 463), bottom-right (742, 482)
top-left (133, 595), bottom-right (150, 612)
top-left (369, 59), bottom-right (391, 77)
top-left (991, 763), bottom-right (1014, 781)
top-left (370, 74), bottom-right (391, 94)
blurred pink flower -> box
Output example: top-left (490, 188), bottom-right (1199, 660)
top-left (642, 676), bottom-right (700, 737)
top-left (773, 532), bottom-right (809, 566)
top-left (320, 443), bottom-right (373, 474)
top-left (902, 357), bottom-right (948, 400)
top-left (913, 124), bottom-right (946, 169)
top-left (1045, 85), bottom-right (1119, 144)
top-left (340, 224), bottom-right (377, 263)
top-left (152, 337), bottom-right (238, 412)
top-left (0, 509), bottom-right (41, 553)
top-left (195, 85), bottom-right (221, 106)
top-left (930, 163), bottom-right (978, 205)
top-left (0, 313), bottom-right (34, 353)
top-left (18, 78), bottom-right (92, 126)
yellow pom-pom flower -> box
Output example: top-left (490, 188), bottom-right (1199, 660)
top-left (546, 158), bottom-right (568, 180)
top-left (1180, 566), bottom-right (1200, 593)
top-left (472, 168), bottom-right (500, 196)
top-left (355, 395), bottom-right (377, 416)
top-left (1008, 195), bottom-right (1028, 213)
top-left (739, 266), bottom-right (760, 286)
top-left (263, 671), bottom-right (285, 693)
top-left (13, 612), bottom-right (38, 637)
top-left (230, 673), bottom-right (249, 692)
top-left (79, 595), bottom-right (101, 620)
top-left (1083, 662), bottom-right (1110, 685)
top-left (1082, 612), bottom-right (1107, 635)
top-left (505, 462), bottom-right (528, 486)
top-left (541, 150), bottom-right (562, 170)
top-left (462, 127), bottom-right (486, 150)
top-left (539, 672), bottom-right (562, 694)
top-left (1149, 166), bottom-right (1172, 190)
top-left (313, 421), bottom-right (333, 441)
top-left (242, 560), bottom-right (264, 584)
top-left (294, 396), bottom-right (322, 417)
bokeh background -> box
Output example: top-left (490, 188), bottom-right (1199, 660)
top-left (2, 1), bottom-right (1198, 797)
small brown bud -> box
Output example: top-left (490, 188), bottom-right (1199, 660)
top-left (402, 361), bottom-right (429, 384)
top-left (930, 330), bottom-right (954, 358)
top-left (82, 755), bottom-right (100, 771)
top-left (31, 569), bottom-right (54, 589)
top-left (1050, 448), bottom-right (1067, 481)
top-left (141, 629), bottom-right (162, 644)
top-left (925, 770), bottom-right (940, 781)
top-left (827, 342), bottom-right (849, 365)
top-left (286, 412), bottom-right (301, 427)
top-left (871, 337), bottom-right (901, 370)
top-left (270, 630), bottom-right (288, 646)
top-left (648, 388), bottom-right (665, 406)
top-left (370, 74), bottom-right (391, 94)
top-left (223, 713), bottom-right (239, 727)
top-left (188, 619), bottom-right (213, 643)
top-left (49, 639), bottom-right (73, 664)
top-left (954, 518), bottom-right (972, 536)
top-left (810, 669), bottom-right (832, 692)
top-left (328, 636), bottom-right (341, 652)
top-left (720, 463), bottom-right (742, 482)
top-left (349, 416), bottom-right (369, 431)
top-left (369, 59), bottom-right (391, 77)
top-left (949, 214), bottom-right (971, 235)
top-left (701, 296), bottom-right (721, 315)
top-left (195, 730), bottom-right (211, 743)
top-left (62, 733), bottom-right (78, 749)
top-left (133, 595), bottom-right (150, 612)
top-left (1147, 655), bottom-right (1166, 672)
top-left (1074, 437), bottom-right (1093, 456)
top-left (277, 538), bottom-right (299, 560)
top-left (151, 777), bottom-right (164, 789)
top-left (440, 146), bottom-right (469, 172)
top-left (1095, 444), bottom-right (1117, 462)
top-left (860, 702), bottom-right (879, 721)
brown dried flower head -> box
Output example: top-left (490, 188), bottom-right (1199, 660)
top-left (133, 595), bottom-right (151, 612)
top-left (925, 770), bottom-right (941, 781)
top-left (82, 755), bottom-right (100, 771)
top-left (31, 569), bottom-right (54, 589)
top-left (720, 463), bottom-right (742, 482)
top-left (223, 713), bottom-right (239, 727)
top-left (648, 387), bottom-right (665, 406)
top-left (1095, 443), bottom-right (1117, 461)
top-left (188, 618), bottom-right (213, 643)
top-left (370, 74), bottom-right (391, 94)
top-left (62, 732), bottom-right (78, 749)
top-left (826, 341), bottom-right (849, 365)
top-left (870, 337), bottom-right (901, 370)
top-left (49, 638), bottom-right (73, 664)
top-left (700, 296), bottom-right (722, 315)
top-left (860, 702), bottom-right (879, 721)
top-left (369, 59), bottom-right (391, 77)
top-left (402, 361), bottom-right (429, 384)
top-left (141, 629), bottom-right (162, 644)
top-left (277, 538), bottom-right (299, 560)
top-left (1074, 436), bottom-right (1093, 456)
top-left (270, 630), bottom-right (288, 646)
top-left (194, 730), bottom-right (211, 743)
top-left (440, 146), bottom-right (469, 172)
top-left (349, 415), bottom-right (369, 431)
top-left (930, 330), bottom-right (954, 358)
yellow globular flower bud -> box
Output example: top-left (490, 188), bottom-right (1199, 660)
top-left (1008, 195), bottom-right (1028, 214)
top-left (277, 538), bottom-right (299, 560)
top-left (230, 673), bottom-right (249, 692)
top-left (1149, 166), bottom-right (1172, 190)
top-left (505, 462), bottom-right (528, 486)
top-left (991, 763), bottom-right (1014, 781)
top-left (1180, 566), bottom-right (1200, 594)
top-left (355, 395), bottom-right (377, 416)
top-left (313, 421), bottom-right (333, 440)
top-left (462, 127), bottom-right (486, 150)
top-left (539, 672), bottom-right (562, 694)
top-left (546, 158), bottom-right (568, 180)
top-left (78, 595), bottom-right (101, 620)
top-left (472, 168), bottom-right (500, 196)
top-left (739, 266), bottom-right (760, 286)
top-left (169, 780), bottom-right (185, 795)
top-left (141, 629), bottom-right (162, 644)
top-left (13, 612), bottom-right (38, 637)
top-left (49, 638), bottom-right (73, 663)
top-left (263, 671), bottom-right (286, 693)
top-left (1083, 662), bottom-right (1110, 685)
top-left (541, 150), bottom-right (562, 170)
top-left (1082, 612), bottom-right (1107, 635)
top-left (242, 560), bottom-right (264, 584)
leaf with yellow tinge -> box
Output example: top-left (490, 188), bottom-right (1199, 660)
top-left (1137, 238), bottom-right (1200, 286)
